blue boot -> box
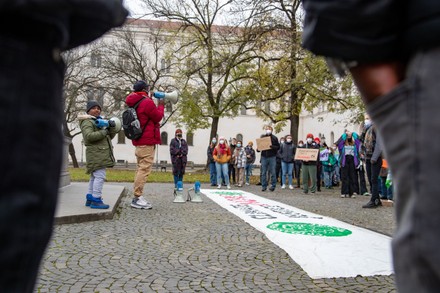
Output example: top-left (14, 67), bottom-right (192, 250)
top-left (85, 194), bottom-right (94, 206)
top-left (90, 196), bottom-right (110, 209)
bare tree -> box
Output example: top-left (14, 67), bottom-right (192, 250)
top-left (63, 46), bottom-right (109, 167)
top-left (238, 0), bottom-right (361, 143)
top-left (99, 21), bottom-right (180, 124)
top-left (138, 0), bottom-right (272, 143)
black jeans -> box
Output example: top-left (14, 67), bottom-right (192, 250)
top-left (366, 157), bottom-right (382, 202)
top-left (0, 36), bottom-right (64, 292)
top-left (355, 163), bottom-right (368, 195)
top-left (341, 155), bottom-right (357, 196)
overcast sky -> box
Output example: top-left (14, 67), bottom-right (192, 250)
top-left (124, 0), bottom-right (148, 18)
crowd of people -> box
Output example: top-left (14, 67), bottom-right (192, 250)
top-left (205, 123), bottom-right (393, 209)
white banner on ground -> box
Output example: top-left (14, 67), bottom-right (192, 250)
top-left (201, 189), bottom-right (393, 279)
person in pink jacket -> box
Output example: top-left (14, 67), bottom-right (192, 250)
top-left (125, 80), bottom-right (164, 209)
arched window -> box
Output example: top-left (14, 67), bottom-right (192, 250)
top-left (236, 133), bottom-right (243, 143)
top-left (161, 132), bottom-right (168, 145)
top-left (330, 131), bottom-right (335, 145)
top-left (186, 133), bottom-right (194, 146)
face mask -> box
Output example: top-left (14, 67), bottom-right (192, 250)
top-left (212, 139), bottom-right (217, 144)
top-left (266, 130), bottom-right (272, 135)
top-left (298, 144), bottom-right (304, 147)
top-left (286, 139), bottom-right (292, 143)
top-left (280, 140), bottom-right (285, 144)
top-left (219, 140), bottom-right (224, 144)
top-left (237, 143), bottom-right (241, 147)
top-left (176, 134), bottom-right (182, 138)
top-left (307, 138), bottom-right (313, 144)
top-left (364, 120), bottom-right (372, 128)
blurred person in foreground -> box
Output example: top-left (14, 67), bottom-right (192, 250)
top-left (0, 1), bottom-right (127, 292)
top-left (302, 0), bottom-right (440, 291)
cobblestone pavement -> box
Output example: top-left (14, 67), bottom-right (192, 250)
top-left (36, 183), bottom-right (396, 292)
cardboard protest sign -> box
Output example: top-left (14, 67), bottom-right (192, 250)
top-left (294, 148), bottom-right (319, 161)
top-left (256, 136), bottom-right (271, 151)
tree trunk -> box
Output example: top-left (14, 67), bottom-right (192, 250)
top-left (69, 142), bottom-right (79, 168)
top-left (205, 116), bottom-right (220, 169)
top-left (290, 113), bottom-right (300, 144)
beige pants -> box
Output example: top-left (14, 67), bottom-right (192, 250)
top-left (236, 167), bottom-right (245, 186)
top-left (133, 145), bottom-right (155, 197)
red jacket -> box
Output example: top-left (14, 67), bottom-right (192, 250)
top-left (125, 91), bottom-right (164, 146)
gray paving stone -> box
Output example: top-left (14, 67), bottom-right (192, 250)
top-left (35, 182), bottom-right (396, 292)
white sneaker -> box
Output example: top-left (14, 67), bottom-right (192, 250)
top-left (289, 185), bottom-right (294, 190)
top-left (227, 185), bottom-right (231, 189)
top-left (245, 182), bottom-right (250, 186)
top-left (281, 185), bottom-right (286, 189)
top-left (217, 185), bottom-right (221, 189)
top-left (351, 194), bottom-right (356, 198)
top-left (131, 196), bottom-right (152, 209)
top-left (340, 194), bottom-right (346, 198)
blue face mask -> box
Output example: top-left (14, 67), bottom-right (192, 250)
top-left (237, 143), bottom-right (242, 147)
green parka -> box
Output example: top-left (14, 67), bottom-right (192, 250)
top-left (79, 115), bottom-right (117, 174)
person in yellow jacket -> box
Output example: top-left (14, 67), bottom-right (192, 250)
top-left (213, 137), bottom-right (232, 189)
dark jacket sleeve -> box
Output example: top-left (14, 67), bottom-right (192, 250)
top-left (302, 0), bottom-right (405, 62)
top-left (0, 0), bottom-right (128, 50)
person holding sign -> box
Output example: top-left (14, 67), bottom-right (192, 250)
top-left (297, 133), bottom-right (320, 194)
top-left (256, 125), bottom-right (280, 192)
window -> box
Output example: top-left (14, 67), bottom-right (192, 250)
top-left (186, 133), bottom-right (194, 146)
top-left (265, 101), bottom-right (270, 113)
top-left (165, 102), bottom-right (172, 113)
top-left (236, 133), bottom-right (243, 143)
top-left (117, 131), bottom-right (125, 144)
top-left (161, 58), bottom-right (166, 71)
top-left (161, 132), bottom-right (168, 145)
top-left (240, 105), bottom-right (247, 115)
top-left (90, 52), bottom-right (102, 68)
top-left (161, 58), bottom-right (171, 73)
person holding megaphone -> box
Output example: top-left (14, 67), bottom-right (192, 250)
top-left (125, 80), bottom-right (165, 209)
top-left (79, 100), bottom-right (119, 209)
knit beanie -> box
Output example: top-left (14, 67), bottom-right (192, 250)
top-left (86, 100), bottom-right (101, 113)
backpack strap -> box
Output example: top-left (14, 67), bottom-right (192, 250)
top-left (132, 97), bottom-right (148, 137)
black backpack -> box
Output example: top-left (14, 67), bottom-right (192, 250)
top-left (122, 98), bottom-right (146, 140)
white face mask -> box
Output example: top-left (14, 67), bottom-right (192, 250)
top-left (286, 139), bottom-right (292, 143)
top-left (212, 139), bottom-right (217, 144)
top-left (364, 120), bottom-right (372, 128)
top-left (219, 140), bottom-right (225, 144)
top-left (307, 138), bottom-right (313, 144)
top-left (298, 144), bottom-right (304, 147)
top-left (266, 130), bottom-right (272, 135)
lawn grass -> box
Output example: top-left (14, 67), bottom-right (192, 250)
top-left (69, 167), bottom-right (260, 184)
top-left (69, 167), bottom-right (211, 183)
